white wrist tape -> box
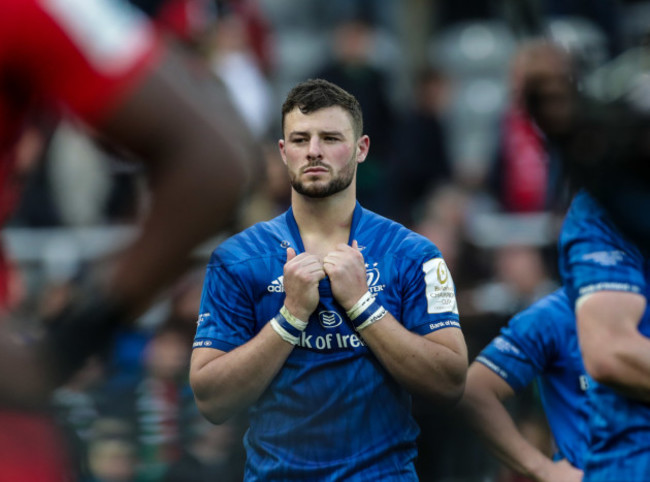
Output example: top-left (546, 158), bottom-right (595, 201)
top-left (280, 305), bottom-right (308, 331)
top-left (270, 306), bottom-right (308, 345)
top-left (346, 292), bottom-right (387, 332)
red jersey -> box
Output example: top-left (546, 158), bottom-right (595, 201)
top-left (0, 0), bottom-right (162, 136)
top-left (0, 0), bottom-right (163, 301)
top-left (0, 1), bottom-right (164, 480)
top-left (500, 105), bottom-right (549, 212)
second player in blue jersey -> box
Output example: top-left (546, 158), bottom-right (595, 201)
top-left (559, 189), bottom-right (650, 481)
top-left (461, 288), bottom-right (588, 482)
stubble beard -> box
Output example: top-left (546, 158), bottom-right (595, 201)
top-left (291, 156), bottom-right (357, 199)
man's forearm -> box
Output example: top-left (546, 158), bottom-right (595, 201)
top-left (583, 336), bottom-right (650, 402)
top-left (461, 391), bottom-right (553, 479)
top-left (99, 47), bottom-right (260, 315)
top-left (191, 322), bottom-right (294, 424)
top-left (360, 314), bottom-right (467, 405)
top-left (578, 292), bottom-right (650, 401)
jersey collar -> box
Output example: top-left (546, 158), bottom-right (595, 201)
top-left (284, 202), bottom-right (363, 253)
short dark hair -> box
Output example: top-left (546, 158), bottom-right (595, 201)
top-left (281, 78), bottom-right (364, 138)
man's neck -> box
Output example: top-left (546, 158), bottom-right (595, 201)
top-left (291, 191), bottom-right (356, 254)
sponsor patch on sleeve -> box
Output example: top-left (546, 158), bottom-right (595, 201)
top-left (422, 258), bottom-right (459, 314)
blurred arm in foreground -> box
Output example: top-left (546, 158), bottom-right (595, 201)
top-left (0, 0), bottom-right (262, 408)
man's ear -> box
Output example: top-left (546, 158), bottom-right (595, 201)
top-left (356, 135), bottom-right (370, 164)
top-left (278, 139), bottom-right (288, 166)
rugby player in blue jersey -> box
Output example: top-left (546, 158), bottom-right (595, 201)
top-left (516, 33), bottom-right (650, 479)
top-left (190, 78), bottom-right (468, 480)
top-left (557, 189), bottom-right (650, 481)
top-left (459, 288), bottom-right (586, 482)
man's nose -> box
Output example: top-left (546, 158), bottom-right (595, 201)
top-left (307, 138), bottom-right (322, 159)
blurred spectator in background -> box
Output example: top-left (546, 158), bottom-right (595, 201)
top-left (136, 327), bottom-right (195, 482)
top-left (489, 39), bottom-right (574, 214)
top-left (238, 141), bottom-right (292, 229)
top-left (86, 418), bottom-right (139, 482)
top-left (412, 183), bottom-right (474, 278)
top-left (205, 5), bottom-right (275, 140)
top-left (163, 414), bottom-right (246, 482)
top-left (313, 16), bottom-right (397, 214)
top-left (127, 0), bottom-right (218, 47)
top-left (541, 0), bottom-right (624, 58)
top-left (1, 116), bottom-right (59, 308)
top-left (387, 66), bottom-right (453, 226)
top-left (216, 0), bottom-right (275, 75)
top-left (52, 356), bottom-right (107, 480)
top-left (107, 325), bottom-right (195, 482)
top-left (469, 244), bottom-right (558, 319)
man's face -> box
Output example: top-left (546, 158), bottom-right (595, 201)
top-left (279, 106), bottom-right (368, 198)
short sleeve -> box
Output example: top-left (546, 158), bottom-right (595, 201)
top-left (476, 298), bottom-right (560, 392)
top-left (399, 246), bottom-right (460, 336)
top-left (194, 260), bottom-right (256, 352)
top-left (559, 191), bottom-right (646, 306)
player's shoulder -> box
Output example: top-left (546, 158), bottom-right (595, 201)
top-left (562, 190), bottom-right (619, 239)
top-left (510, 288), bottom-right (575, 336)
top-left (560, 190), bottom-right (644, 260)
top-left (209, 212), bottom-right (289, 267)
top-left (359, 207), bottom-right (440, 259)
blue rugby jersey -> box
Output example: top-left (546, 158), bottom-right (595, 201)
top-left (476, 288), bottom-right (589, 469)
top-left (558, 190), bottom-right (650, 481)
top-left (194, 202), bottom-right (461, 481)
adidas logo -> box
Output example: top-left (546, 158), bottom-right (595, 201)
top-left (267, 275), bottom-right (285, 293)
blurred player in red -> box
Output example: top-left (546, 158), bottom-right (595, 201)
top-left (0, 0), bottom-right (261, 480)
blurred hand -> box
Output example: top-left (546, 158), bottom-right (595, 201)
top-left (536, 459), bottom-right (583, 482)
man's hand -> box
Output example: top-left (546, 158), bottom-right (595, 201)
top-left (323, 240), bottom-right (368, 311)
top-left (282, 248), bottom-right (326, 321)
top-left (535, 458), bottom-right (583, 482)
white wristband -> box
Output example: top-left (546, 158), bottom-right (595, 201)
top-left (270, 317), bottom-right (300, 345)
top-left (346, 291), bottom-right (387, 331)
top-left (270, 306), bottom-right (308, 345)
top-left (280, 305), bottom-right (308, 331)
top-left (346, 292), bottom-right (375, 321)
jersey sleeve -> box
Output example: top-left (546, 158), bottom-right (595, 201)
top-left (16, 0), bottom-right (163, 125)
top-left (476, 300), bottom-right (558, 392)
top-left (398, 243), bottom-right (460, 336)
top-left (194, 257), bottom-right (257, 352)
top-left (559, 191), bottom-right (646, 306)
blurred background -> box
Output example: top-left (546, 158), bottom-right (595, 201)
top-left (5, 0), bottom-right (650, 480)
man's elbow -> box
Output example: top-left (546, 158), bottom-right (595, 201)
top-left (439, 379), bottom-right (466, 407)
top-left (425, 362), bottom-right (468, 407)
top-left (193, 393), bottom-right (236, 425)
top-left (582, 349), bottom-right (623, 386)
top-left (190, 375), bottom-right (235, 425)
